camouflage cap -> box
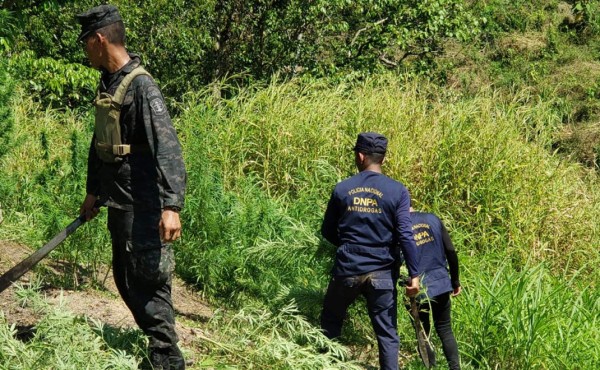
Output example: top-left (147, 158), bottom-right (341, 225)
top-left (353, 132), bottom-right (388, 154)
top-left (76, 4), bottom-right (122, 42)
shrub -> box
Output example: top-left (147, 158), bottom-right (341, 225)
top-left (0, 8), bottom-right (16, 52)
top-left (0, 58), bottom-right (14, 159)
top-left (4, 0), bottom-right (482, 104)
top-left (7, 51), bottom-right (98, 109)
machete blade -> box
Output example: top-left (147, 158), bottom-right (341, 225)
top-left (410, 296), bottom-right (436, 368)
top-left (0, 214), bottom-right (86, 293)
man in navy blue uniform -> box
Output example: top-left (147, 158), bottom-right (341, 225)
top-left (320, 132), bottom-right (420, 370)
top-left (410, 209), bottom-right (461, 370)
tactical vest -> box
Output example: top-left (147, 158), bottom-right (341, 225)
top-left (94, 66), bottom-right (151, 163)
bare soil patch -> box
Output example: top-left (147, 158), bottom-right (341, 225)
top-left (0, 240), bottom-right (213, 349)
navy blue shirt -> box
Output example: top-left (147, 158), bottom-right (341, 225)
top-left (411, 212), bottom-right (458, 299)
top-left (322, 170), bottom-right (419, 277)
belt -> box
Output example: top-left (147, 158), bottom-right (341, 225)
top-left (96, 142), bottom-right (152, 156)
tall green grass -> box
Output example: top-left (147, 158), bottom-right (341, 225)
top-left (456, 257), bottom-right (600, 369)
top-left (0, 86), bottom-right (111, 286)
top-left (177, 75), bottom-right (599, 276)
top-left (1, 74), bottom-right (599, 367)
top-left (172, 75), bottom-right (599, 367)
top-left (0, 59), bottom-right (14, 161)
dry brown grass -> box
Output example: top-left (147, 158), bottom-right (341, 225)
top-left (555, 120), bottom-right (600, 168)
top-left (497, 32), bottom-right (548, 56)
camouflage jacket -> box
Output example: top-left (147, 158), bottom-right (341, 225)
top-left (86, 54), bottom-right (186, 211)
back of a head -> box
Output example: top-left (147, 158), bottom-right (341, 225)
top-left (354, 132), bottom-right (387, 164)
top-left (97, 21), bottom-right (126, 45)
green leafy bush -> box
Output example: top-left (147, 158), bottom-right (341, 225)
top-left (0, 59), bottom-right (14, 159)
top-left (0, 8), bottom-right (16, 52)
top-left (4, 0), bottom-right (482, 104)
top-left (7, 51), bottom-right (98, 108)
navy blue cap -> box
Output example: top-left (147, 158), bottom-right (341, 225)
top-left (353, 132), bottom-right (387, 154)
top-left (76, 4), bottom-right (122, 42)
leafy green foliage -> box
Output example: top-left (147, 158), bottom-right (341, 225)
top-left (1, 1), bottom-right (98, 108)
top-left (5, 0), bottom-right (92, 58)
top-left (0, 8), bottom-right (15, 52)
top-left (4, 0), bottom-right (482, 105)
top-left (0, 59), bottom-right (14, 159)
top-left (7, 51), bottom-right (98, 109)
top-left (324, 0), bottom-right (481, 70)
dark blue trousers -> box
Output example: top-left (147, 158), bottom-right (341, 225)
top-left (321, 269), bottom-right (399, 370)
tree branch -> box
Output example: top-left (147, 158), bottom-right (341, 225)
top-left (350, 18), bottom-right (388, 46)
top-left (378, 54), bottom-right (397, 68)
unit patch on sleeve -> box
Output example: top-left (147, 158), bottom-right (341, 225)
top-left (150, 97), bottom-right (167, 115)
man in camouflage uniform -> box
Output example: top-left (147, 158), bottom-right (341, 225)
top-left (76, 5), bottom-right (186, 369)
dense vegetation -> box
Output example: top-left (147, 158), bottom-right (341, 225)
top-left (1, 0), bottom-right (599, 369)
top-left (3, 0), bottom-right (481, 107)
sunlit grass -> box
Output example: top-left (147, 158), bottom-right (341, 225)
top-left (456, 257), bottom-right (600, 369)
top-left (1, 73), bottom-right (599, 368)
top-left (0, 288), bottom-right (141, 369)
top-left (177, 75), bottom-right (600, 274)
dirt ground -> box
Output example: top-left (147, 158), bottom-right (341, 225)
top-left (0, 240), bottom-right (213, 353)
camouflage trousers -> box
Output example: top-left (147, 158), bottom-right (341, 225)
top-left (107, 207), bottom-right (179, 350)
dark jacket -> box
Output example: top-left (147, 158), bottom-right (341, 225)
top-left (86, 54), bottom-right (186, 211)
top-left (410, 211), bottom-right (460, 300)
top-left (321, 170), bottom-right (419, 277)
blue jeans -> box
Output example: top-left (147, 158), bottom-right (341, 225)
top-left (321, 269), bottom-right (399, 370)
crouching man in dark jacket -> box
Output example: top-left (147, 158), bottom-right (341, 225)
top-left (410, 209), bottom-right (461, 370)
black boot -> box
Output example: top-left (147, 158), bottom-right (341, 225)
top-left (147, 345), bottom-right (185, 370)
top-left (148, 348), bottom-right (170, 370)
top-left (166, 345), bottom-right (185, 370)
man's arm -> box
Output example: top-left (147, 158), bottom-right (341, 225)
top-left (321, 189), bottom-right (341, 247)
top-left (85, 135), bottom-right (102, 199)
top-left (139, 78), bottom-right (186, 242)
top-left (441, 222), bottom-right (460, 292)
top-left (140, 81), bottom-right (187, 210)
top-left (396, 187), bottom-right (419, 277)
top-left (396, 187), bottom-right (420, 296)
top-left (81, 136), bottom-right (102, 220)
